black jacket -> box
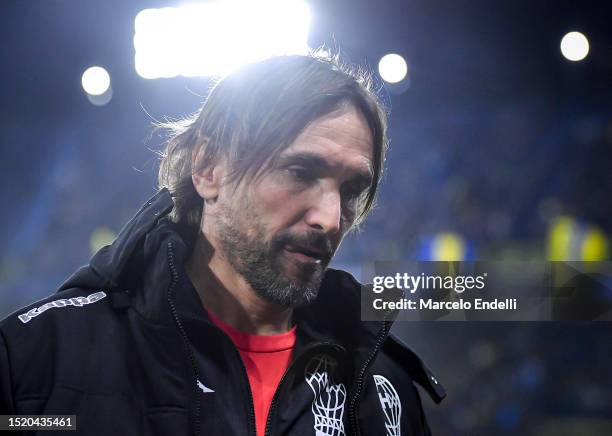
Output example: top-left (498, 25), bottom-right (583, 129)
top-left (0, 189), bottom-right (445, 435)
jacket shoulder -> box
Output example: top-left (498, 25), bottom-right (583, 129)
top-left (380, 333), bottom-right (446, 404)
top-left (0, 287), bottom-right (112, 338)
top-left (322, 268), bottom-right (446, 403)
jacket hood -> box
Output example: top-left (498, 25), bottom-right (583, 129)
top-left (59, 189), bottom-right (176, 293)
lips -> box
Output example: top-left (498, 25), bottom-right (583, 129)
top-left (284, 244), bottom-right (327, 263)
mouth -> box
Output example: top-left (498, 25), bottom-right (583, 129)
top-left (283, 244), bottom-right (326, 264)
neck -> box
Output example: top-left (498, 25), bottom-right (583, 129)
top-left (185, 231), bottom-right (293, 335)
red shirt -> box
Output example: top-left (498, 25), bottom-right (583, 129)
top-left (207, 310), bottom-right (296, 436)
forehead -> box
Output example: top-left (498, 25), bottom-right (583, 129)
top-left (280, 105), bottom-right (374, 174)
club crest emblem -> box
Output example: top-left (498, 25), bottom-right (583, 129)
top-left (373, 375), bottom-right (402, 436)
top-left (305, 354), bottom-right (347, 436)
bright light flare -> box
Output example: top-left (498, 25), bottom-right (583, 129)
top-left (378, 53), bottom-right (408, 84)
top-left (134, 0), bottom-right (311, 79)
top-left (81, 66), bottom-right (111, 95)
top-left (560, 31), bottom-right (589, 62)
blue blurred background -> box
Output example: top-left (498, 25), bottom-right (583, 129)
top-left (1, 0), bottom-right (611, 434)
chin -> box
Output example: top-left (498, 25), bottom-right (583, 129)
top-left (256, 271), bottom-right (324, 308)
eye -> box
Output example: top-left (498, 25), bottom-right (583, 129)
top-left (288, 166), bottom-right (313, 182)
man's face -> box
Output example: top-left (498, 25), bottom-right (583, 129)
top-left (213, 104), bottom-right (374, 307)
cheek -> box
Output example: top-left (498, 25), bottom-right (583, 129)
top-left (252, 183), bottom-right (304, 227)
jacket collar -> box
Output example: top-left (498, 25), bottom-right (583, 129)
top-left (58, 189), bottom-right (444, 403)
top-left (60, 188), bottom-right (387, 340)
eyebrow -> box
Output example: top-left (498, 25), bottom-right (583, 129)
top-left (277, 152), bottom-right (373, 187)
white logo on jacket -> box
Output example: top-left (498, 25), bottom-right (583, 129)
top-left (373, 375), bottom-right (402, 436)
top-left (305, 354), bottom-right (347, 436)
top-left (18, 291), bottom-right (107, 324)
top-left (197, 379), bottom-right (214, 393)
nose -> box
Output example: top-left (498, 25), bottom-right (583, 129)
top-left (304, 186), bottom-right (342, 236)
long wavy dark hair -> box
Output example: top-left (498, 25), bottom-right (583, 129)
top-left (157, 53), bottom-right (388, 233)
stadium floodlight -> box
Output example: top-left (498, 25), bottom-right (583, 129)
top-left (134, 0), bottom-right (311, 79)
top-left (378, 53), bottom-right (408, 84)
top-left (560, 31), bottom-right (589, 62)
top-left (81, 66), bottom-right (111, 96)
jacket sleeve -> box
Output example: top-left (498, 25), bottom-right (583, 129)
top-left (0, 329), bottom-right (16, 413)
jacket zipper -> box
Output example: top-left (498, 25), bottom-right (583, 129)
top-left (263, 368), bottom-right (287, 436)
top-left (348, 320), bottom-right (391, 436)
top-left (263, 347), bottom-right (303, 436)
top-left (167, 241), bottom-right (202, 436)
top-left (168, 240), bottom-right (256, 436)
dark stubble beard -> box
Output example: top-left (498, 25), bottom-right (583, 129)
top-left (214, 203), bottom-right (333, 308)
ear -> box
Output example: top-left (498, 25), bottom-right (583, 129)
top-left (192, 142), bottom-right (225, 203)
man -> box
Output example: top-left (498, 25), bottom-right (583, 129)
top-left (0, 54), bottom-right (444, 435)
